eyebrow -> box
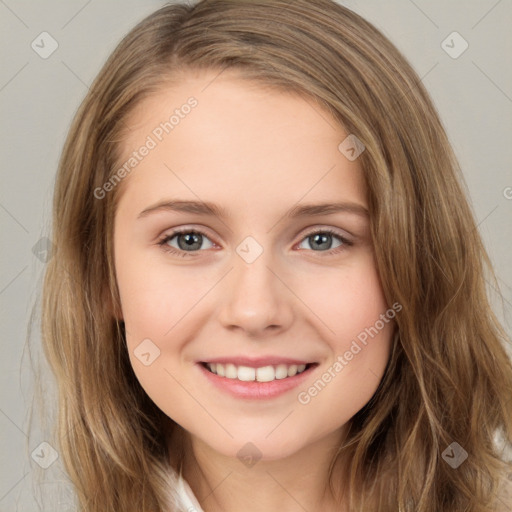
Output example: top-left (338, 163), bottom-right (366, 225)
top-left (137, 199), bottom-right (369, 220)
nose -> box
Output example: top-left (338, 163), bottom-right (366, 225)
top-left (217, 250), bottom-right (294, 338)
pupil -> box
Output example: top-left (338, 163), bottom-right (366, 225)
top-left (312, 233), bottom-right (331, 250)
top-left (178, 232), bottom-right (201, 250)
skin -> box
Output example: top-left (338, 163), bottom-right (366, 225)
top-left (113, 68), bottom-right (394, 512)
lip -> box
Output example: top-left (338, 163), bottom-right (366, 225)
top-left (197, 361), bottom-right (318, 400)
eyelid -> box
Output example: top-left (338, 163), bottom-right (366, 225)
top-left (157, 225), bottom-right (217, 243)
top-left (299, 225), bottom-right (353, 241)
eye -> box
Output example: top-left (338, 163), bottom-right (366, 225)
top-left (296, 228), bottom-right (352, 254)
top-left (157, 228), bottom-right (214, 257)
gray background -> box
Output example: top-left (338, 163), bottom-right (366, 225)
top-left (1, 0), bottom-right (511, 510)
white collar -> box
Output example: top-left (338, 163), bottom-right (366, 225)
top-left (176, 470), bottom-right (205, 512)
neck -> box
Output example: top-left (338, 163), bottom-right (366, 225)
top-left (171, 426), bottom-right (349, 512)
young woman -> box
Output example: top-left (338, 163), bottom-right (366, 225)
top-left (39, 0), bottom-right (512, 510)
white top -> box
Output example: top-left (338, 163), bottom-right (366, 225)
top-left (176, 471), bottom-right (205, 512)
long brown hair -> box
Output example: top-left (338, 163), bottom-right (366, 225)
top-left (36, 0), bottom-right (512, 510)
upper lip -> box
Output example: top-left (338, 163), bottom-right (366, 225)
top-left (199, 356), bottom-right (315, 367)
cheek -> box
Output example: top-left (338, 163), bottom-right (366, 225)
top-left (301, 254), bottom-right (390, 343)
top-left (115, 256), bottom-right (194, 415)
top-left (293, 255), bottom-right (393, 406)
top-left (115, 250), bottom-right (208, 340)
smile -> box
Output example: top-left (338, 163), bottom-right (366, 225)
top-left (198, 360), bottom-right (318, 400)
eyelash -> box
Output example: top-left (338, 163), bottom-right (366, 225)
top-left (157, 227), bottom-right (353, 258)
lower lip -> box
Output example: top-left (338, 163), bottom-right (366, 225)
top-left (197, 363), bottom-right (317, 400)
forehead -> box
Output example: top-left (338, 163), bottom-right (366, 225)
top-left (114, 69), bottom-right (367, 215)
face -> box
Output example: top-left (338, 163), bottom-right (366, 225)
top-left (113, 69), bottom-right (394, 462)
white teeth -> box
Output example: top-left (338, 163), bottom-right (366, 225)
top-left (287, 365), bottom-right (298, 377)
top-left (225, 363), bottom-right (237, 379)
top-left (237, 366), bottom-right (256, 381)
top-left (256, 366), bottom-right (275, 382)
top-left (275, 364), bottom-right (289, 379)
top-left (205, 362), bottom-right (309, 382)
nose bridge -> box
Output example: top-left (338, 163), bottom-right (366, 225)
top-left (233, 249), bottom-right (276, 297)
top-left (217, 240), bottom-right (293, 334)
